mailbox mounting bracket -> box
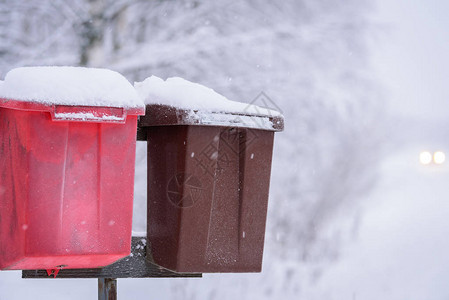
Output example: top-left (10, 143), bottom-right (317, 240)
top-left (22, 236), bottom-right (201, 299)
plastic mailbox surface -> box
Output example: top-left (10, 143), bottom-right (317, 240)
top-left (0, 99), bottom-right (144, 270)
top-left (139, 104), bottom-right (283, 273)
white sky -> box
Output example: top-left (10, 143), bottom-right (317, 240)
top-left (371, 0), bottom-right (449, 121)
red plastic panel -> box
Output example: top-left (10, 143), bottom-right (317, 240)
top-left (0, 107), bottom-right (137, 270)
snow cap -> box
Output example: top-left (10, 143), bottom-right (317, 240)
top-left (136, 76), bottom-right (284, 131)
top-left (134, 76), bottom-right (282, 116)
top-left (0, 66), bottom-right (144, 109)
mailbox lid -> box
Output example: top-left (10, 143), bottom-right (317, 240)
top-left (139, 104), bottom-right (284, 131)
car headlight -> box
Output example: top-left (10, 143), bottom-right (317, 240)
top-left (420, 151), bottom-right (432, 165)
top-left (434, 151), bottom-right (445, 164)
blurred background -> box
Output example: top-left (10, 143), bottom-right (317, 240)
top-left (1, 0), bottom-right (449, 299)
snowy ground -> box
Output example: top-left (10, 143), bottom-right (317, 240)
top-left (2, 125), bottom-right (448, 299)
top-left (299, 140), bottom-right (449, 299)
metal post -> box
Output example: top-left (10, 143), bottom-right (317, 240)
top-left (98, 278), bottom-right (117, 300)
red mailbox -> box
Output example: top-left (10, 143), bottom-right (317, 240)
top-left (0, 67), bottom-right (145, 270)
top-left (139, 104), bottom-right (283, 273)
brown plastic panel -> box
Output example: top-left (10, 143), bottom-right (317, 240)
top-left (140, 104), bottom-right (282, 273)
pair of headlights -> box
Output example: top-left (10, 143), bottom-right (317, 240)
top-left (419, 151), bottom-right (445, 165)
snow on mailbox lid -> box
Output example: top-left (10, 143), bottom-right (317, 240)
top-left (0, 66), bottom-right (145, 123)
top-left (135, 76), bottom-right (283, 131)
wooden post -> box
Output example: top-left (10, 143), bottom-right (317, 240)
top-left (98, 278), bottom-right (117, 300)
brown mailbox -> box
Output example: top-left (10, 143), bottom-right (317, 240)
top-left (139, 104), bottom-right (283, 273)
